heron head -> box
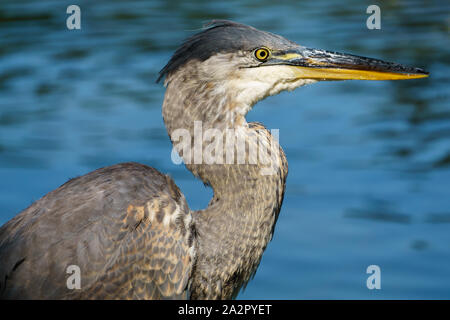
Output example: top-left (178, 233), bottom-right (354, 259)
top-left (159, 20), bottom-right (428, 113)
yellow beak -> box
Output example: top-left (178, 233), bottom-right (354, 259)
top-left (270, 48), bottom-right (428, 81)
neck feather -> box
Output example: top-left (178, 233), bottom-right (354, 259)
top-left (162, 69), bottom-right (288, 299)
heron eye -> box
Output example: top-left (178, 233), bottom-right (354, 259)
top-left (254, 48), bottom-right (270, 62)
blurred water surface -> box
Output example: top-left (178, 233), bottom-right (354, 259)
top-left (0, 0), bottom-right (449, 299)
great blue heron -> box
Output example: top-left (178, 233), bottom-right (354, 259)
top-left (0, 20), bottom-right (427, 299)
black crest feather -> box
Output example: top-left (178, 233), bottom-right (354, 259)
top-left (157, 20), bottom-right (290, 83)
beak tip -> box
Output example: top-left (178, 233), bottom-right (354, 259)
top-left (406, 67), bottom-right (429, 79)
top-left (414, 67), bottom-right (429, 75)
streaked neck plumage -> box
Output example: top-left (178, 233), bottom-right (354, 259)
top-left (161, 60), bottom-right (288, 299)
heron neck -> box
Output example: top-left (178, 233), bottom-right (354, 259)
top-left (162, 73), bottom-right (285, 191)
top-left (162, 73), bottom-right (288, 298)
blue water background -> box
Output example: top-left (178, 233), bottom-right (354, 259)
top-left (0, 0), bottom-right (449, 299)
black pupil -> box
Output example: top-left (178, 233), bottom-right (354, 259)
top-left (259, 50), bottom-right (266, 57)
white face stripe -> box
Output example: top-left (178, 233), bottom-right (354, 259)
top-left (228, 65), bottom-right (317, 113)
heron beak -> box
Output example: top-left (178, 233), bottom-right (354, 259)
top-left (271, 47), bottom-right (429, 80)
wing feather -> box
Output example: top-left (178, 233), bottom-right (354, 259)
top-left (0, 162), bottom-right (195, 300)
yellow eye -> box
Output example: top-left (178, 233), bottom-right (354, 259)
top-left (254, 48), bottom-right (270, 61)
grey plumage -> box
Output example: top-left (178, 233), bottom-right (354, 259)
top-left (0, 20), bottom-right (427, 300)
top-left (1, 163), bottom-right (194, 299)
